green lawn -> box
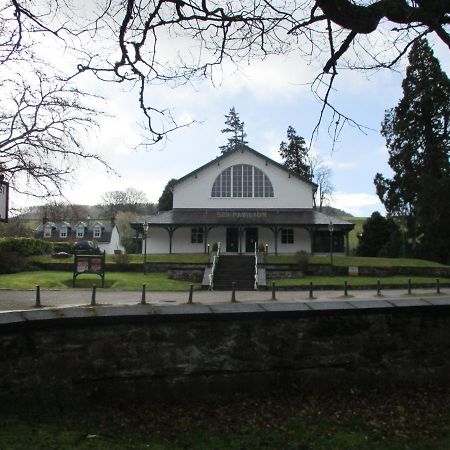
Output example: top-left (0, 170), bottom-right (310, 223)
top-left (268, 275), bottom-right (450, 287)
top-left (0, 271), bottom-right (201, 291)
top-left (265, 254), bottom-right (449, 268)
top-left (29, 253), bottom-right (210, 265)
top-left (1, 389), bottom-right (449, 449)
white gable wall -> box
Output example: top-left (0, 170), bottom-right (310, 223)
top-left (98, 227), bottom-right (125, 254)
top-left (173, 150), bottom-right (314, 209)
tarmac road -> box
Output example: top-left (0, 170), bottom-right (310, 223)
top-left (0, 286), bottom-right (447, 312)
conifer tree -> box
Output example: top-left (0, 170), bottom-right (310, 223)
top-left (279, 126), bottom-right (311, 180)
top-left (374, 39), bottom-right (450, 263)
top-left (219, 107), bottom-right (248, 154)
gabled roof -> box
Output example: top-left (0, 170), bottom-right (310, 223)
top-left (174, 144), bottom-right (317, 188)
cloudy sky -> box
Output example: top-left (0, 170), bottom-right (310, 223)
top-left (14, 32), bottom-right (450, 217)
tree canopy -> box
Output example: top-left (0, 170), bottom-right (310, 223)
top-left (279, 126), bottom-right (310, 179)
top-left (158, 179), bottom-right (178, 211)
top-left (374, 39), bottom-right (450, 263)
top-left (356, 212), bottom-right (402, 258)
top-left (219, 108), bottom-right (248, 154)
top-left (3, 1), bottom-right (449, 146)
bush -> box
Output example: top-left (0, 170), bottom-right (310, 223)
top-left (257, 242), bottom-right (266, 253)
top-left (295, 250), bottom-right (310, 272)
top-left (0, 237), bottom-right (53, 256)
top-left (113, 252), bottom-right (131, 265)
top-left (52, 241), bottom-right (73, 253)
top-left (0, 249), bottom-right (28, 274)
top-left (212, 242), bottom-right (219, 252)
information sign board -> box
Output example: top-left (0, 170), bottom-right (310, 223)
top-left (73, 251), bottom-right (106, 287)
top-left (0, 180), bottom-right (9, 223)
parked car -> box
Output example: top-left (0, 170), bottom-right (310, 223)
top-left (72, 240), bottom-right (100, 254)
top-left (52, 251), bottom-right (72, 259)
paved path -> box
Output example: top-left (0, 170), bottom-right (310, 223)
top-left (0, 287), bottom-right (446, 312)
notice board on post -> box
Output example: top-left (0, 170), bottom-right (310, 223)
top-left (73, 251), bottom-right (106, 287)
top-left (0, 179), bottom-right (9, 223)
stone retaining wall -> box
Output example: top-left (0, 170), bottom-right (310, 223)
top-left (1, 298), bottom-right (450, 406)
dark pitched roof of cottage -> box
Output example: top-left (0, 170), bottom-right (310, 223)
top-left (35, 221), bottom-right (116, 243)
top-left (174, 144), bottom-right (317, 188)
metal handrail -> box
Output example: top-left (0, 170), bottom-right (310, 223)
top-left (209, 242), bottom-right (221, 290)
top-left (254, 242), bottom-right (258, 290)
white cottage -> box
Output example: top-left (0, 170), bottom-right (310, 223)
top-left (35, 218), bottom-right (125, 255)
top-left (131, 145), bottom-right (354, 255)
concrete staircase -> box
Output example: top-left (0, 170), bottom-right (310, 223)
top-left (213, 255), bottom-right (255, 290)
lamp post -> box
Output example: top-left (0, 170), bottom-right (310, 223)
top-left (143, 220), bottom-right (149, 275)
top-left (328, 220), bottom-right (334, 274)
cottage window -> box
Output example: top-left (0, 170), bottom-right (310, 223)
top-left (211, 164), bottom-right (274, 198)
top-left (281, 228), bottom-right (294, 244)
top-left (76, 226), bottom-right (84, 238)
top-left (93, 225), bottom-right (101, 238)
top-left (191, 227), bottom-right (204, 244)
top-left (59, 226), bottom-right (68, 239)
top-left (44, 225), bottom-right (52, 238)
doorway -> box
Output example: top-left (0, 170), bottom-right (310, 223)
top-left (245, 227), bottom-right (258, 253)
top-left (226, 227), bottom-right (239, 252)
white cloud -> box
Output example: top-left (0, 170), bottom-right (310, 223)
top-left (332, 192), bottom-right (384, 217)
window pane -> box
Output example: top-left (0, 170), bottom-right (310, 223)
top-left (264, 174), bottom-right (274, 197)
top-left (254, 167), bottom-right (264, 197)
top-left (233, 165), bottom-right (242, 197)
top-left (242, 164), bottom-right (252, 197)
top-left (212, 164), bottom-right (274, 198)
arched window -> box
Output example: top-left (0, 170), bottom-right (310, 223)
top-left (211, 164), bottom-right (274, 198)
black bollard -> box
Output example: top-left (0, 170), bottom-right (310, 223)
top-left (91, 284), bottom-right (96, 306)
top-left (141, 283), bottom-right (146, 305)
top-left (377, 279), bottom-right (381, 296)
top-left (231, 282), bottom-right (237, 303)
top-left (188, 284), bottom-right (193, 304)
top-left (344, 280), bottom-right (348, 297)
top-left (309, 281), bottom-right (314, 299)
top-left (35, 285), bottom-right (41, 308)
top-left (408, 279), bottom-right (412, 295)
top-left (437, 278), bottom-right (440, 294)
top-left (271, 282), bottom-right (276, 301)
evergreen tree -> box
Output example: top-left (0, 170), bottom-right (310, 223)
top-left (374, 39), bottom-right (450, 263)
top-left (279, 126), bottom-right (311, 180)
top-left (219, 107), bottom-right (247, 154)
top-left (357, 212), bottom-right (401, 258)
top-left (158, 179), bottom-right (177, 211)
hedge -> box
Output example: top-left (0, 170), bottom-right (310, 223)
top-left (0, 238), bottom-right (54, 256)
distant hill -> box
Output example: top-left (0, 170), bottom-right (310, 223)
top-left (320, 206), bottom-right (353, 217)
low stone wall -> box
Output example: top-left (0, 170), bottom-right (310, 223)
top-left (1, 298), bottom-right (450, 406)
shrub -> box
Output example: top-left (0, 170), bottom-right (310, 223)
top-left (0, 249), bottom-right (28, 274)
top-left (212, 242), bottom-right (219, 252)
top-left (0, 237), bottom-right (53, 256)
top-left (257, 242), bottom-right (266, 253)
top-left (113, 252), bottom-right (131, 265)
top-left (295, 250), bottom-right (310, 272)
top-left (52, 241), bottom-right (73, 253)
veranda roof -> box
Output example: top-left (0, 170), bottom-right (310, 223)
top-left (131, 209), bottom-right (354, 230)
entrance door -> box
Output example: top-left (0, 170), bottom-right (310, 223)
top-left (226, 227), bottom-right (239, 252)
top-left (245, 227), bottom-right (258, 253)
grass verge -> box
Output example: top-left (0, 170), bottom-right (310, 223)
top-left (265, 255), bottom-right (449, 268)
top-left (0, 389), bottom-right (449, 449)
top-left (28, 253), bottom-right (210, 265)
top-left (0, 271), bottom-right (201, 291)
top-left (268, 275), bottom-right (450, 287)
